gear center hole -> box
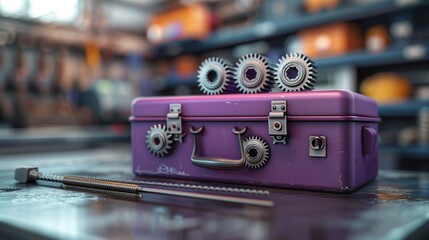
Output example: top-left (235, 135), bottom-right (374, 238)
top-left (248, 147), bottom-right (258, 158)
top-left (285, 66), bottom-right (299, 80)
top-left (206, 70), bottom-right (218, 83)
top-left (245, 67), bottom-right (258, 82)
top-left (153, 137), bottom-right (161, 146)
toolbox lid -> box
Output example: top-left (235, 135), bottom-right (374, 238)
top-left (131, 90), bottom-right (378, 119)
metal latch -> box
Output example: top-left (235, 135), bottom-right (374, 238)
top-left (167, 103), bottom-right (184, 142)
top-left (268, 100), bottom-right (287, 144)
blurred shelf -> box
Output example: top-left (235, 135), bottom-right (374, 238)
top-left (380, 145), bottom-right (429, 159)
top-left (378, 100), bottom-right (429, 117)
top-left (315, 43), bottom-right (429, 69)
top-left (164, 76), bottom-right (197, 88)
top-left (0, 125), bottom-right (130, 154)
top-left (151, 75), bottom-right (197, 91)
top-left (150, 0), bottom-right (429, 58)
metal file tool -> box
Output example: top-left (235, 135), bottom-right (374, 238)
top-left (14, 167), bottom-right (274, 207)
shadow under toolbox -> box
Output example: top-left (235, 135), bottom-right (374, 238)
top-left (130, 90), bottom-right (380, 192)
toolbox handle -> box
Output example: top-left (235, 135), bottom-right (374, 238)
top-left (362, 127), bottom-right (378, 155)
top-left (189, 126), bottom-right (247, 170)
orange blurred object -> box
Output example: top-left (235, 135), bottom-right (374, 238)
top-left (85, 40), bottom-right (101, 68)
top-left (147, 4), bottom-right (212, 44)
top-left (366, 25), bottom-right (390, 53)
top-left (173, 55), bottom-right (199, 77)
top-left (299, 22), bottom-right (363, 58)
top-left (304, 0), bottom-right (341, 13)
top-left (360, 72), bottom-right (412, 104)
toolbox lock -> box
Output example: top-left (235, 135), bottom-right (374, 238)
top-left (167, 103), bottom-right (184, 143)
top-left (268, 100), bottom-right (288, 144)
top-left (309, 136), bottom-right (327, 158)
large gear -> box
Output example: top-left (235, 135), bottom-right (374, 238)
top-left (275, 53), bottom-right (317, 92)
top-left (235, 53), bottom-right (274, 94)
top-left (243, 136), bottom-right (270, 169)
top-left (197, 57), bottom-right (235, 95)
top-left (146, 124), bottom-right (173, 158)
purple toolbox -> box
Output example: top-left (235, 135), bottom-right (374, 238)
top-left (130, 90), bottom-right (380, 192)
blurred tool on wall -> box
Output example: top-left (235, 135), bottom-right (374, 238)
top-left (419, 107), bottom-right (429, 146)
top-left (30, 49), bottom-right (52, 96)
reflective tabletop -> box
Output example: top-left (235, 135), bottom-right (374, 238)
top-left (0, 144), bottom-right (428, 240)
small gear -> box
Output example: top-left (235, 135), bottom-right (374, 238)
top-left (275, 53), bottom-right (317, 92)
top-left (197, 57), bottom-right (235, 95)
top-left (146, 124), bottom-right (173, 157)
top-left (243, 136), bottom-right (270, 169)
top-left (235, 53), bottom-right (274, 94)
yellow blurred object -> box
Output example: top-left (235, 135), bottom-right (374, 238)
top-left (304, 0), bottom-right (341, 13)
top-left (360, 73), bottom-right (412, 104)
top-left (366, 25), bottom-right (390, 53)
top-left (299, 22), bottom-right (363, 58)
top-left (147, 4), bottom-right (211, 44)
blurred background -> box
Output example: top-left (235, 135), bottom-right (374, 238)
top-left (0, 0), bottom-right (428, 170)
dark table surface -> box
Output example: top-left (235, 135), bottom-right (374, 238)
top-left (0, 144), bottom-right (429, 240)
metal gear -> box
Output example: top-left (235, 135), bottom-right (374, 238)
top-left (243, 136), bottom-right (270, 169)
top-left (235, 53), bottom-right (274, 94)
top-left (275, 53), bottom-right (317, 92)
top-left (146, 124), bottom-right (173, 157)
top-left (197, 57), bottom-right (235, 95)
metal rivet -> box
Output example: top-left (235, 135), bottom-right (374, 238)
top-left (273, 121), bottom-right (282, 131)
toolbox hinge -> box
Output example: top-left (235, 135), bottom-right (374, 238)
top-left (167, 103), bottom-right (184, 142)
top-left (268, 100), bottom-right (288, 144)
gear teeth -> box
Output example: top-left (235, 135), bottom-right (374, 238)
top-left (243, 136), bottom-right (270, 169)
top-left (274, 52), bottom-right (317, 92)
top-left (146, 124), bottom-right (173, 158)
top-left (197, 57), bottom-right (236, 95)
top-left (235, 53), bottom-right (275, 94)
